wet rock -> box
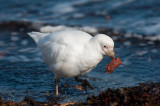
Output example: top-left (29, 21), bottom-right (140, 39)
top-left (73, 82), bottom-right (160, 106)
top-left (0, 82), bottom-right (160, 106)
top-left (0, 21), bottom-right (42, 32)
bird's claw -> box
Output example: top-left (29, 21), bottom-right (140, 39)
top-left (75, 77), bottom-right (94, 91)
top-left (81, 79), bottom-right (94, 91)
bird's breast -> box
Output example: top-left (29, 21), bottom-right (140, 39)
top-left (78, 52), bottom-right (103, 75)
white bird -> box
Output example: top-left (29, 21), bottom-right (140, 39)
top-left (28, 30), bottom-right (115, 95)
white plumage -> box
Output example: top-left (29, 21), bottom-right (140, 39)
top-left (28, 30), bottom-right (115, 95)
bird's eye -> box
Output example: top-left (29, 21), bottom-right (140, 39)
top-left (104, 46), bottom-right (106, 48)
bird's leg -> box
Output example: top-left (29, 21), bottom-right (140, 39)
top-left (75, 77), bottom-right (93, 91)
top-left (55, 79), bottom-right (59, 96)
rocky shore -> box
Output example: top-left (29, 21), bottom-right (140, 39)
top-left (0, 82), bottom-right (159, 106)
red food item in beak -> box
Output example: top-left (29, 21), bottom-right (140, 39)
top-left (105, 58), bottom-right (121, 74)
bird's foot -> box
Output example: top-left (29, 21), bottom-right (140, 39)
top-left (81, 79), bottom-right (94, 91)
top-left (75, 77), bottom-right (93, 91)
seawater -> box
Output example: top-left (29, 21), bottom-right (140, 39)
top-left (0, 0), bottom-right (160, 103)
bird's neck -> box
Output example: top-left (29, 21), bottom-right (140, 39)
top-left (76, 39), bottom-right (104, 74)
top-left (82, 38), bottom-right (104, 66)
top-left (89, 37), bottom-right (103, 56)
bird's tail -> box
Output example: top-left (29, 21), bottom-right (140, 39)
top-left (28, 32), bottom-right (49, 44)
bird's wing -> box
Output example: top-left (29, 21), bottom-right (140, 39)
top-left (37, 30), bottom-right (92, 66)
top-left (47, 30), bottom-right (92, 46)
top-left (28, 32), bottom-right (49, 44)
top-left (39, 40), bottom-right (67, 65)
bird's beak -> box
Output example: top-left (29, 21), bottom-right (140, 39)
top-left (107, 50), bottom-right (115, 59)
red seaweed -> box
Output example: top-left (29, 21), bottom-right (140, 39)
top-left (105, 58), bottom-right (121, 74)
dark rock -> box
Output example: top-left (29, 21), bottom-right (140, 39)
top-left (73, 82), bottom-right (160, 106)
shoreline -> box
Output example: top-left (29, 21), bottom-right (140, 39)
top-left (0, 82), bottom-right (160, 106)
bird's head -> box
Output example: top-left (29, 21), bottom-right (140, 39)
top-left (93, 34), bottom-right (115, 59)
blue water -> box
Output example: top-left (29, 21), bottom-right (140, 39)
top-left (1, 0), bottom-right (160, 35)
top-left (0, 0), bottom-right (160, 103)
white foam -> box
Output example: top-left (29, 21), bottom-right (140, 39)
top-left (18, 48), bottom-right (34, 53)
top-left (11, 36), bottom-right (19, 41)
top-left (31, 22), bottom-right (43, 30)
top-left (123, 41), bottom-right (131, 46)
top-left (145, 35), bottom-right (160, 41)
top-left (78, 26), bottom-right (98, 34)
top-left (132, 34), bottom-right (143, 39)
top-left (73, 13), bottom-right (85, 18)
top-left (124, 32), bottom-right (132, 38)
top-left (33, 57), bottom-right (42, 62)
top-left (21, 40), bottom-right (28, 45)
top-left (2, 54), bottom-right (42, 62)
top-left (120, 57), bottom-right (131, 67)
top-left (11, 32), bottom-right (18, 36)
top-left (49, 0), bottom-right (90, 17)
top-left (40, 25), bottom-right (98, 34)
top-left (141, 24), bottom-right (160, 35)
top-left (136, 50), bottom-right (149, 56)
top-left (124, 31), bottom-right (160, 41)
top-left (18, 55), bottom-right (30, 62)
top-left (40, 25), bottom-right (74, 33)
top-left (52, 3), bottom-right (75, 15)
top-left (112, 36), bottom-right (118, 40)
top-left (112, 0), bottom-right (134, 8)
